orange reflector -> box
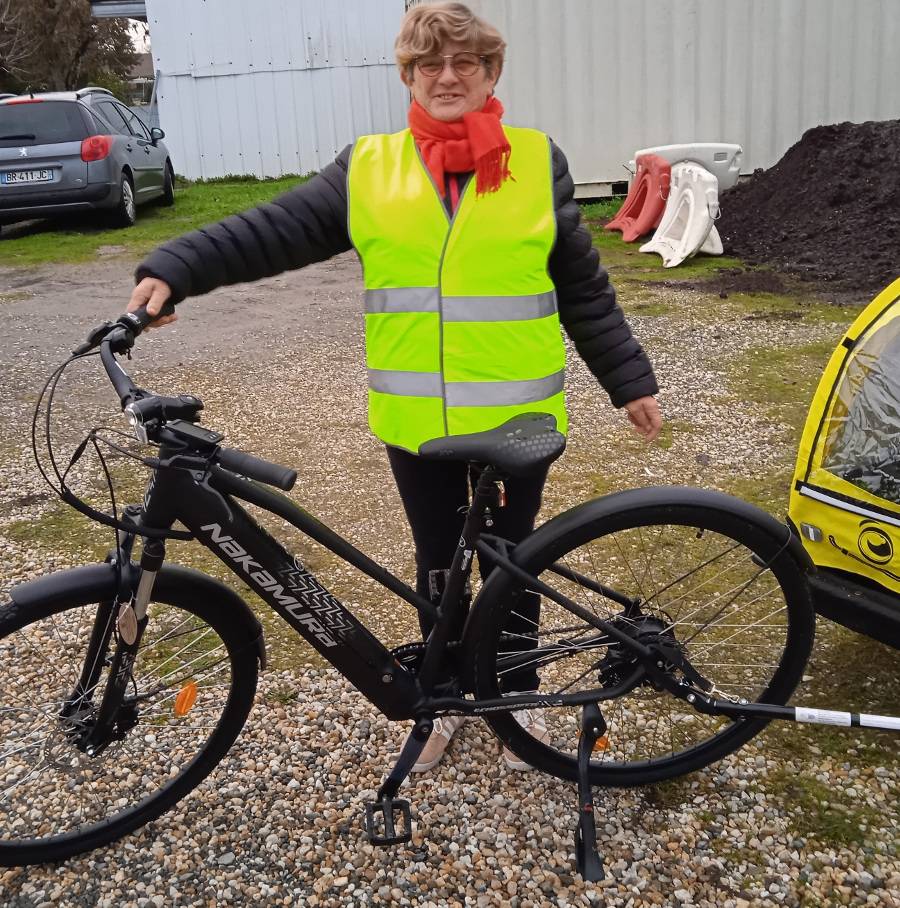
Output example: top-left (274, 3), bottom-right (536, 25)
top-left (592, 734), bottom-right (610, 753)
top-left (174, 681), bottom-right (198, 717)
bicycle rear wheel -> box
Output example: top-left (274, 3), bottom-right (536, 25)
top-left (470, 487), bottom-right (814, 786)
top-left (0, 572), bottom-right (258, 865)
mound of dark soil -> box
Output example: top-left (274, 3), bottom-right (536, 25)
top-left (718, 119), bottom-right (900, 294)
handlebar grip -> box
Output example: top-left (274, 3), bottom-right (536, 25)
top-left (120, 301), bottom-right (176, 334)
top-left (216, 448), bottom-right (297, 491)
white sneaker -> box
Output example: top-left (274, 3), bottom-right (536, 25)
top-left (398, 716), bottom-right (467, 773)
top-left (502, 693), bottom-right (550, 771)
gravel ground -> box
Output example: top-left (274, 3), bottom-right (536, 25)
top-left (0, 253), bottom-right (897, 907)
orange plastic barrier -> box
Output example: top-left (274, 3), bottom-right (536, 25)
top-left (605, 154), bottom-right (671, 242)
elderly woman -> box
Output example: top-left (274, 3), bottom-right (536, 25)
top-left (129, 2), bottom-right (661, 773)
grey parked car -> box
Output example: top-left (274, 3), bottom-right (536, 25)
top-left (0, 87), bottom-right (175, 233)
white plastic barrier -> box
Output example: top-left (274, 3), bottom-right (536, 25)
top-left (633, 143), bottom-right (742, 191)
top-left (639, 161), bottom-right (720, 268)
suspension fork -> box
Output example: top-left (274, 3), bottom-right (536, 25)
top-left (76, 462), bottom-right (184, 753)
top-left (61, 507), bottom-right (142, 720)
top-left (79, 535), bottom-right (166, 755)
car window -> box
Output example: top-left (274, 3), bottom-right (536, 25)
top-left (96, 101), bottom-right (132, 136)
top-left (120, 106), bottom-right (152, 141)
top-left (0, 101), bottom-right (89, 147)
top-left (85, 108), bottom-right (112, 134)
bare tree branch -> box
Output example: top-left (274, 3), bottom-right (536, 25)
top-left (0, 0), bottom-right (44, 79)
top-left (0, 0), bottom-right (138, 92)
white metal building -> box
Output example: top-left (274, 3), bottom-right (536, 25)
top-left (115, 0), bottom-right (900, 193)
top-left (141, 0), bottom-right (409, 180)
top-left (470, 0), bottom-right (900, 195)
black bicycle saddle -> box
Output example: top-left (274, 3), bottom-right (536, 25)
top-left (417, 413), bottom-right (566, 477)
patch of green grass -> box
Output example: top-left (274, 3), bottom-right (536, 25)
top-left (579, 198), bottom-right (625, 223)
top-left (719, 470), bottom-right (792, 516)
top-left (0, 290), bottom-right (31, 304)
top-left (726, 291), bottom-right (851, 324)
top-left (0, 174), bottom-right (313, 267)
top-left (766, 621), bottom-right (900, 765)
top-left (266, 684), bottom-right (301, 705)
top-left (643, 775), bottom-right (692, 808)
top-left (628, 254), bottom-right (747, 284)
top-left (767, 769), bottom-right (881, 847)
top-left (5, 501), bottom-right (110, 560)
top-left (626, 298), bottom-right (673, 317)
top-left (727, 339), bottom-right (837, 442)
top-left (588, 227), bottom-right (745, 281)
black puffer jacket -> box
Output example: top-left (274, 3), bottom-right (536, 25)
top-left (136, 141), bottom-right (658, 408)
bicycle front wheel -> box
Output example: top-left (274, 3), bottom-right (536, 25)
top-left (470, 487), bottom-right (814, 786)
top-left (0, 569), bottom-right (258, 865)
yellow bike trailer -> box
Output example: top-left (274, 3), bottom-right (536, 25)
top-left (788, 277), bottom-right (900, 647)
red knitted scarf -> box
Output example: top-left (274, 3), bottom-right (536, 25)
top-left (408, 96), bottom-right (512, 197)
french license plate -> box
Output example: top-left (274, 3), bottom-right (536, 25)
top-left (1, 169), bottom-right (52, 185)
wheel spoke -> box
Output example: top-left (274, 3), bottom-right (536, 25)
top-left (477, 509), bottom-right (809, 780)
top-left (0, 595), bottom-right (245, 852)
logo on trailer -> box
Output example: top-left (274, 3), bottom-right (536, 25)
top-left (19, 148), bottom-right (27, 157)
top-left (857, 521), bottom-right (893, 565)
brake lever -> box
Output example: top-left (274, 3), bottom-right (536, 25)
top-left (73, 302), bottom-right (177, 356)
top-left (72, 320), bottom-right (117, 355)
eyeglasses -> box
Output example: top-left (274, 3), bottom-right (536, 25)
top-left (413, 52), bottom-right (487, 78)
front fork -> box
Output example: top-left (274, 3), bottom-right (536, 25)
top-left (67, 515), bottom-right (167, 755)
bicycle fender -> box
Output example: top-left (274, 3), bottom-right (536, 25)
top-left (9, 562), bottom-right (266, 669)
top-left (10, 563), bottom-right (126, 609)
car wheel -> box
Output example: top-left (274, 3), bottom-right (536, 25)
top-left (111, 173), bottom-right (137, 228)
top-left (160, 161), bottom-right (175, 206)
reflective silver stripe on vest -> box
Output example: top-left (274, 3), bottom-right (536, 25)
top-left (368, 368), bottom-right (443, 397)
top-left (368, 368), bottom-right (565, 406)
top-left (365, 287), bottom-right (438, 314)
top-left (446, 370), bottom-right (565, 407)
top-left (443, 290), bottom-right (557, 322)
top-left (365, 288), bottom-right (557, 321)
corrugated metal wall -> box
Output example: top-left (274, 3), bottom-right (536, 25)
top-left (468, 0), bottom-right (900, 193)
top-left (145, 0), bottom-right (409, 179)
top-left (148, 0), bottom-right (900, 188)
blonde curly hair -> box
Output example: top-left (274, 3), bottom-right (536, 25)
top-left (395, 2), bottom-right (506, 81)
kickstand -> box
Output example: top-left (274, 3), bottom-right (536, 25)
top-left (575, 703), bottom-right (606, 882)
top-left (364, 717), bottom-right (433, 846)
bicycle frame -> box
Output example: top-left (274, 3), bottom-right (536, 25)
top-left (135, 456), bottom-right (428, 720)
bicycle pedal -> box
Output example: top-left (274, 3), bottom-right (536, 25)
top-left (364, 797), bottom-right (413, 846)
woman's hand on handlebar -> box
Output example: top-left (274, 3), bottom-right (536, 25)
top-left (128, 277), bottom-right (177, 328)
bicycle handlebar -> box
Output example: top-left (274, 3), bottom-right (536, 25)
top-left (77, 305), bottom-right (298, 493)
top-left (216, 448), bottom-right (297, 492)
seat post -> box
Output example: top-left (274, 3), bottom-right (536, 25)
top-left (415, 465), bottom-right (500, 693)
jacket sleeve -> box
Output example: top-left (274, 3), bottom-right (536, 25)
top-left (134, 146), bottom-right (353, 304)
top-left (549, 141), bottom-right (659, 408)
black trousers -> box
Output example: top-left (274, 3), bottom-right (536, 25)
top-left (386, 446), bottom-right (547, 692)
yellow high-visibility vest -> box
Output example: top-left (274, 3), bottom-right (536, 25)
top-left (348, 126), bottom-right (566, 452)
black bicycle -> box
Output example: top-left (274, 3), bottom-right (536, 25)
top-left (2, 309), bottom-right (896, 878)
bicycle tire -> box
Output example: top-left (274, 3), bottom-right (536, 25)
top-left (0, 569), bottom-right (259, 865)
top-left (469, 486), bottom-right (814, 786)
